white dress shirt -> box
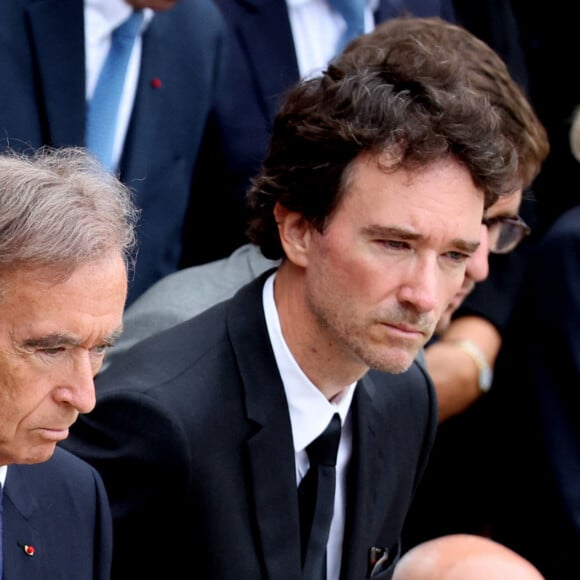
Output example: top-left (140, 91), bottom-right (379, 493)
top-left (263, 273), bottom-right (357, 580)
top-left (286, 0), bottom-right (378, 79)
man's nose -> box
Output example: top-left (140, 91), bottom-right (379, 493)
top-left (53, 352), bottom-right (97, 414)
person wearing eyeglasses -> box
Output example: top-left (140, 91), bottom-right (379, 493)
top-left (484, 215), bottom-right (531, 254)
top-left (432, 203), bottom-right (532, 342)
top-left (345, 17), bottom-right (547, 426)
top-left (326, 16), bottom-right (549, 559)
top-left (398, 174), bottom-right (543, 558)
top-left (475, 103), bottom-right (580, 579)
top-left (422, 201), bottom-right (534, 422)
top-left (399, 193), bottom-right (535, 554)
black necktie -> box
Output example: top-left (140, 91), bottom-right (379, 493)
top-left (298, 413), bottom-right (342, 580)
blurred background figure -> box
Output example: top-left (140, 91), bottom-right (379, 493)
top-left (484, 103), bottom-right (580, 579)
top-left (393, 534), bottom-right (545, 580)
top-left (358, 15), bottom-right (550, 556)
top-left (0, 0), bottom-right (228, 305)
top-left (507, 0), bottom-right (580, 233)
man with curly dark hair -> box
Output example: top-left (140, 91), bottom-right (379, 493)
top-left (63, 29), bottom-right (518, 580)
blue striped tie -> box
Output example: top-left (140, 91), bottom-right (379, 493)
top-left (86, 11), bottom-right (144, 172)
top-left (329, 0), bottom-right (366, 55)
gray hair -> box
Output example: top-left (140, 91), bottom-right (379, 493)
top-left (0, 146), bottom-right (139, 277)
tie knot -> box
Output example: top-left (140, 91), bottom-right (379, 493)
top-left (328, 0), bottom-right (366, 54)
top-left (306, 413), bottom-right (342, 467)
top-left (329, 0), bottom-right (365, 22)
top-left (114, 10), bottom-right (144, 42)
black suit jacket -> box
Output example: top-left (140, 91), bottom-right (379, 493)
top-left (2, 447), bottom-right (112, 580)
top-left (0, 0), bottom-right (228, 305)
top-left (508, 0), bottom-right (580, 233)
top-left (486, 205), bottom-right (580, 579)
top-left (182, 0), bottom-right (456, 266)
top-left (63, 271), bottom-right (437, 579)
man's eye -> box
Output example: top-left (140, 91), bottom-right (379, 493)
top-left (91, 345), bottom-right (109, 356)
top-left (40, 347), bottom-right (65, 356)
top-left (383, 240), bottom-right (409, 250)
top-left (444, 251), bottom-right (470, 263)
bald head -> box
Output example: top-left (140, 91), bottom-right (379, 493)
top-left (393, 535), bottom-right (545, 580)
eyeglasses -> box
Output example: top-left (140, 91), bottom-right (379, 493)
top-left (482, 215), bottom-right (531, 254)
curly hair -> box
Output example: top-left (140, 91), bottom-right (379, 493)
top-left (346, 17), bottom-right (549, 187)
top-left (247, 27), bottom-right (519, 260)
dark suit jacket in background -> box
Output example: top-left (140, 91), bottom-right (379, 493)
top-left (400, 1), bottom-right (552, 553)
top-left (182, 0), bottom-right (456, 267)
top-left (450, 0), bottom-right (539, 335)
top-left (508, 0), bottom-right (580, 233)
top-left (0, 0), bottom-right (228, 305)
top-left (62, 271), bottom-right (437, 579)
top-left (486, 205), bottom-right (580, 579)
top-left (2, 447), bottom-right (112, 580)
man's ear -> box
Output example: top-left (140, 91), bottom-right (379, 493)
top-left (274, 202), bottom-right (310, 267)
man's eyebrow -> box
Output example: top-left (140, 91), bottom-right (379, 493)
top-left (21, 328), bottom-right (124, 349)
top-left (450, 238), bottom-right (480, 254)
top-left (488, 213), bottom-right (519, 221)
top-left (22, 333), bottom-right (81, 349)
top-left (363, 224), bottom-right (480, 254)
top-left (364, 225), bottom-right (422, 240)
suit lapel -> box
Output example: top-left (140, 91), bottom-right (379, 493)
top-left (26, 0), bottom-right (86, 147)
top-left (339, 377), bottom-right (386, 579)
top-left (228, 272), bottom-right (303, 580)
top-left (120, 5), bottom-right (216, 184)
top-left (3, 467), bottom-right (43, 579)
top-left (246, 425), bottom-right (303, 580)
top-left (120, 15), bottom-right (164, 180)
top-left (230, 0), bottom-right (299, 125)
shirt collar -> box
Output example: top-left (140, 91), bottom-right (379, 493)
top-left (262, 273), bottom-right (356, 454)
top-left (85, 0), bottom-right (154, 40)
